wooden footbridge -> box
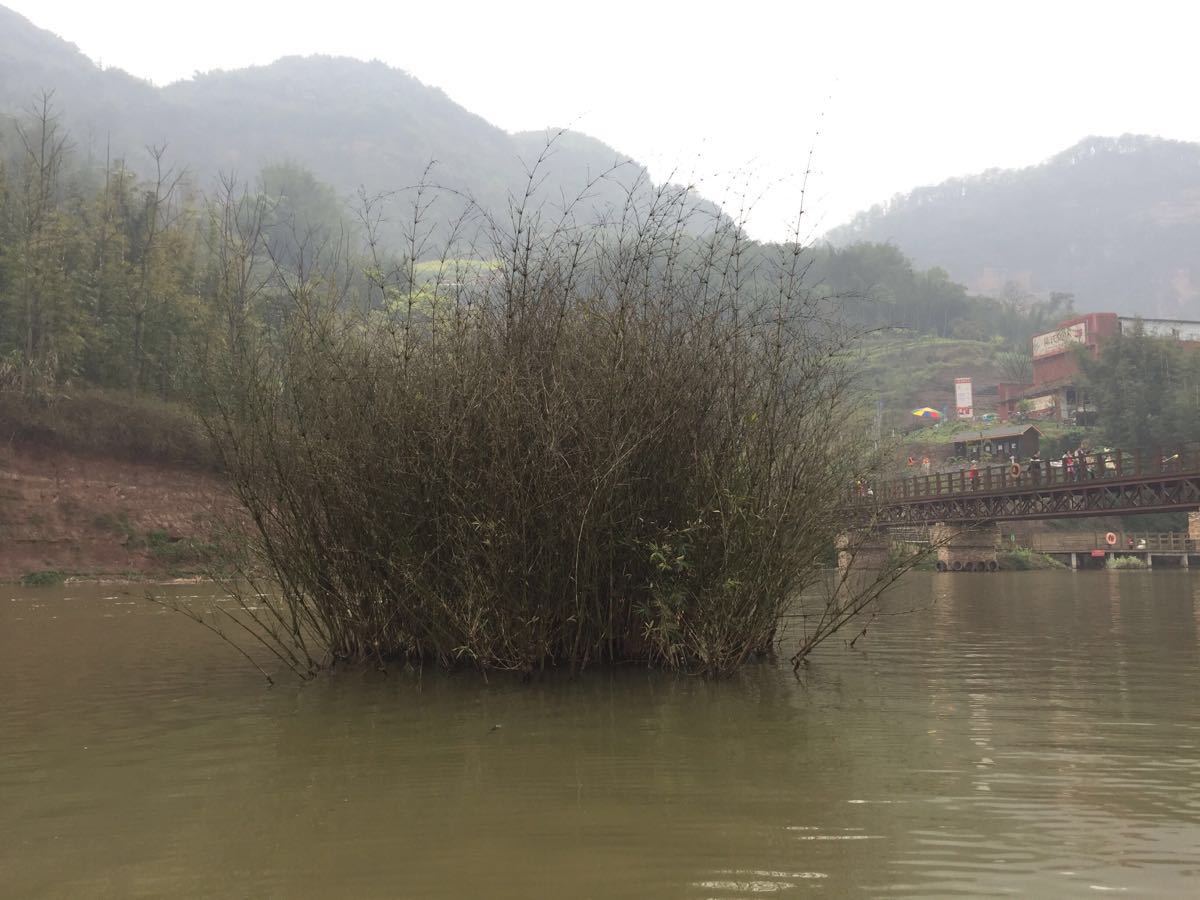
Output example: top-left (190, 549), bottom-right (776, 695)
top-left (856, 445), bottom-right (1200, 527)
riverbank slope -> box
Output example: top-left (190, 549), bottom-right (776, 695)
top-left (0, 442), bottom-right (228, 583)
top-left (0, 390), bottom-right (229, 583)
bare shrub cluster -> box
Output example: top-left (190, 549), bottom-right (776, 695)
top-left (201, 165), bottom-right (898, 677)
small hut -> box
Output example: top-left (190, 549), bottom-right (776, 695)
top-left (953, 424), bottom-right (1042, 463)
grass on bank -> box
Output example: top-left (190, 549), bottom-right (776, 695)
top-left (1107, 555), bottom-right (1151, 570)
top-left (19, 570), bottom-right (67, 587)
top-left (997, 548), bottom-right (1067, 571)
top-left (143, 530), bottom-right (222, 566)
top-left (0, 387), bottom-right (212, 468)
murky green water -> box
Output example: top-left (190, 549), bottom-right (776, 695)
top-left (3, 573), bottom-right (1200, 897)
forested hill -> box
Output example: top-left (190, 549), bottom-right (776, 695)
top-left (827, 135), bottom-right (1200, 319)
top-left (0, 4), bottom-right (700, 227)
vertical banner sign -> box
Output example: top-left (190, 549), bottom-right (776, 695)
top-left (955, 377), bottom-right (974, 419)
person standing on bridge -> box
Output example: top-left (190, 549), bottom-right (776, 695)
top-left (1029, 451), bottom-right (1042, 485)
top-left (921, 455), bottom-right (931, 475)
top-left (1064, 450), bottom-right (1075, 481)
top-left (968, 459), bottom-right (979, 490)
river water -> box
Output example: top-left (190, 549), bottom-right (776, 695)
top-left (3, 573), bottom-right (1200, 898)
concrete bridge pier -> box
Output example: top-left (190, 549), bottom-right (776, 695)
top-left (931, 522), bottom-right (1001, 572)
top-left (835, 532), bottom-right (893, 572)
top-left (1190, 511), bottom-right (1200, 544)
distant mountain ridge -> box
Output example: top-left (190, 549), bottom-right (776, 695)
top-left (827, 134), bottom-right (1200, 318)
top-left (0, 4), bottom-right (717, 232)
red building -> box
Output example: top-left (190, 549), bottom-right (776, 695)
top-left (998, 313), bottom-right (1200, 422)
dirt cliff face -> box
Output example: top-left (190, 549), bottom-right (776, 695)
top-left (0, 444), bottom-right (231, 582)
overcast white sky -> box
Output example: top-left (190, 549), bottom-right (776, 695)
top-left (7, 0), bottom-right (1198, 240)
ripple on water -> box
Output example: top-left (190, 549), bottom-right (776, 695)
top-left (694, 870), bottom-right (827, 895)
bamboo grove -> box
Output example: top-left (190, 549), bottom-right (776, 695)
top-left (198, 165), bottom-right (913, 677)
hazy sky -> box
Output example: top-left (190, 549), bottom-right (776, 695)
top-left (8, 0), bottom-right (1198, 240)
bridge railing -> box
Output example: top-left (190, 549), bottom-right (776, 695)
top-left (1022, 531), bottom-right (1196, 553)
top-left (1124, 532), bottom-right (1196, 553)
top-left (853, 443), bottom-right (1200, 504)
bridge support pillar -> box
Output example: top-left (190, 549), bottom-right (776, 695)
top-left (1189, 512), bottom-right (1200, 543)
top-left (931, 522), bottom-right (1001, 572)
top-left (1070, 552), bottom-right (1078, 570)
top-left (835, 532), bottom-right (892, 572)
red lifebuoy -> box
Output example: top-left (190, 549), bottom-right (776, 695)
top-left (1105, 532), bottom-right (1117, 546)
top-left (1010, 463), bottom-right (1021, 477)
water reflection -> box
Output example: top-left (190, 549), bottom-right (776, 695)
top-left (2, 574), bottom-right (1199, 897)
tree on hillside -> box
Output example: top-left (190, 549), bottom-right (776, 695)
top-left (1081, 321), bottom-right (1200, 449)
top-left (204, 174), bottom-right (271, 360)
top-left (998, 349), bottom-right (1032, 384)
top-left (258, 161), bottom-right (346, 270)
top-left (127, 145), bottom-right (188, 392)
top-left (3, 93), bottom-right (82, 395)
top-left (808, 242), bottom-right (1058, 345)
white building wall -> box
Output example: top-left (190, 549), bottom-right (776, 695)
top-left (1118, 317), bottom-right (1200, 342)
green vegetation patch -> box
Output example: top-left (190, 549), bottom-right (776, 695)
top-left (0, 389), bottom-right (212, 468)
top-left (1107, 555), bottom-right (1150, 570)
top-left (20, 570), bottom-right (67, 587)
top-left (145, 530), bottom-right (222, 567)
top-left (997, 549), bottom-right (1066, 571)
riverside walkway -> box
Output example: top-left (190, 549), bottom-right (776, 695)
top-left (859, 445), bottom-right (1200, 526)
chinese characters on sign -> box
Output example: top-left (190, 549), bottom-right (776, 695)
top-left (1032, 322), bottom-right (1087, 359)
top-left (955, 377), bottom-right (973, 419)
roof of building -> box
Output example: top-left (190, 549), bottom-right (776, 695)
top-left (954, 424), bottom-right (1042, 442)
top-left (1004, 380), bottom-right (1072, 398)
